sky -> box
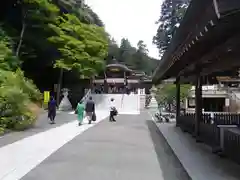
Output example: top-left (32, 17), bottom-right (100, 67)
top-left (85, 0), bottom-right (163, 59)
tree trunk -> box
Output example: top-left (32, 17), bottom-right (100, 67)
top-left (56, 68), bottom-right (63, 106)
top-left (16, 10), bottom-right (27, 57)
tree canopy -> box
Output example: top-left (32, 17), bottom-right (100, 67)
top-left (154, 84), bottom-right (191, 111)
top-left (153, 0), bottom-right (190, 56)
top-left (0, 27), bottom-right (41, 133)
top-left (0, 0), bottom-right (164, 135)
top-left (0, 0), bottom-right (109, 133)
top-left (107, 37), bottom-right (159, 75)
top-left (152, 1), bottom-right (192, 111)
top-left (48, 14), bottom-right (108, 78)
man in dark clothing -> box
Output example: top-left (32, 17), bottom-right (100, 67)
top-left (48, 96), bottom-right (57, 124)
top-left (85, 96), bottom-right (95, 124)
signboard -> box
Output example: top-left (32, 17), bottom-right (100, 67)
top-left (44, 91), bottom-right (50, 103)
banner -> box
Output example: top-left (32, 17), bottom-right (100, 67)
top-left (44, 91), bottom-right (50, 103)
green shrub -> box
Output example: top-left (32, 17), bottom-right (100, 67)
top-left (0, 86), bottom-right (29, 128)
top-left (0, 70), bottom-right (40, 131)
top-left (0, 29), bottom-right (40, 133)
top-left (0, 28), bottom-right (20, 71)
top-left (0, 127), bottom-right (4, 136)
top-left (0, 69), bottom-right (42, 102)
top-left (14, 112), bottom-right (37, 131)
top-left (15, 69), bottom-right (42, 102)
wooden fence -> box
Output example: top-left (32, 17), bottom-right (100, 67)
top-left (178, 113), bottom-right (240, 164)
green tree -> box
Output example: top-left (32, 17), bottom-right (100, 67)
top-left (155, 84), bottom-right (191, 111)
top-left (0, 28), bottom-right (41, 133)
top-left (48, 14), bottom-right (108, 78)
top-left (0, 27), bottom-right (20, 71)
top-left (131, 40), bottom-right (158, 75)
top-left (83, 4), bottom-right (104, 26)
top-left (131, 40), bottom-right (149, 72)
top-left (0, 0), bottom-right (112, 133)
top-left (56, 0), bottom-right (104, 26)
top-left (0, 0), bottom-right (106, 79)
top-left (14, 0), bottom-right (59, 57)
top-left (153, 0), bottom-right (190, 55)
top-left (119, 38), bottom-right (135, 64)
top-left (137, 40), bottom-right (148, 55)
top-left (107, 38), bottom-right (159, 75)
top-left (106, 37), bottom-right (120, 64)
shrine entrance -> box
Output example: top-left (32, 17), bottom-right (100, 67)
top-left (93, 62), bottom-right (152, 94)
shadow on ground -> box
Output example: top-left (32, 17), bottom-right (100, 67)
top-left (146, 120), bottom-right (191, 180)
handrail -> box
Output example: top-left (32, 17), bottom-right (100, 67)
top-left (81, 89), bottom-right (91, 104)
top-left (210, 85), bottom-right (240, 102)
top-left (188, 89), bottom-right (227, 96)
top-left (121, 94), bottom-right (124, 108)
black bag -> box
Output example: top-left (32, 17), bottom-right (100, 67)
top-left (113, 108), bottom-right (118, 116)
top-left (75, 109), bottom-right (78, 114)
top-left (92, 112), bottom-right (96, 121)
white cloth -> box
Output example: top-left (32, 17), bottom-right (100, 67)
top-left (109, 100), bottom-right (115, 111)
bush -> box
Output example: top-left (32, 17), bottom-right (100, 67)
top-left (0, 69), bottom-right (42, 102)
top-left (0, 29), bottom-right (41, 133)
top-left (15, 69), bottom-right (42, 102)
top-left (0, 70), bottom-right (41, 131)
top-left (0, 127), bottom-right (4, 136)
top-left (14, 112), bottom-right (37, 131)
top-left (0, 29), bottom-right (21, 71)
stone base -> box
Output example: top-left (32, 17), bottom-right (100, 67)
top-left (59, 97), bottom-right (72, 111)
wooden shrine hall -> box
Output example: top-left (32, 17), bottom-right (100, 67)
top-left (152, 0), bottom-right (240, 164)
top-left (93, 60), bottom-right (152, 93)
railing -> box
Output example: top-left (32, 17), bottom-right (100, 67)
top-left (224, 128), bottom-right (240, 164)
top-left (179, 113), bottom-right (220, 148)
top-left (178, 113), bottom-right (195, 133)
top-left (179, 112), bottom-right (240, 164)
top-left (213, 113), bottom-right (240, 125)
top-left (188, 89), bottom-right (228, 97)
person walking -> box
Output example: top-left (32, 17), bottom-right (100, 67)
top-left (85, 96), bottom-right (95, 124)
top-left (76, 100), bottom-right (85, 126)
top-left (109, 98), bottom-right (117, 122)
top-left (48, 96), bottom-right (57, 124)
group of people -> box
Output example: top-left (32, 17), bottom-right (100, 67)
top-left (47, 95), bottom-right (118, 125)
top-left (76, 96), bottom-right (118, 125)
top-left (76, 96), bottom-right (96, 126)
top-left (93, 83), bottom-right (137, 95)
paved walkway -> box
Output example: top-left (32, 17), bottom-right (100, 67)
top-left (156, 122), bottom-right (240, 180)
top-left (0, 111), bottom-right (189, 180)
top-left (0, 111), bottom-right (76, 148)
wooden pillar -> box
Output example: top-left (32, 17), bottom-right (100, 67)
top-left (124, 71), bottom-right (127, 86)
top-left (104, 79), bottom-right (108, 93)
top-left (176, 76), bottom-right (181, 127)
top-left (195, 68), bottom-right (202, 141)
